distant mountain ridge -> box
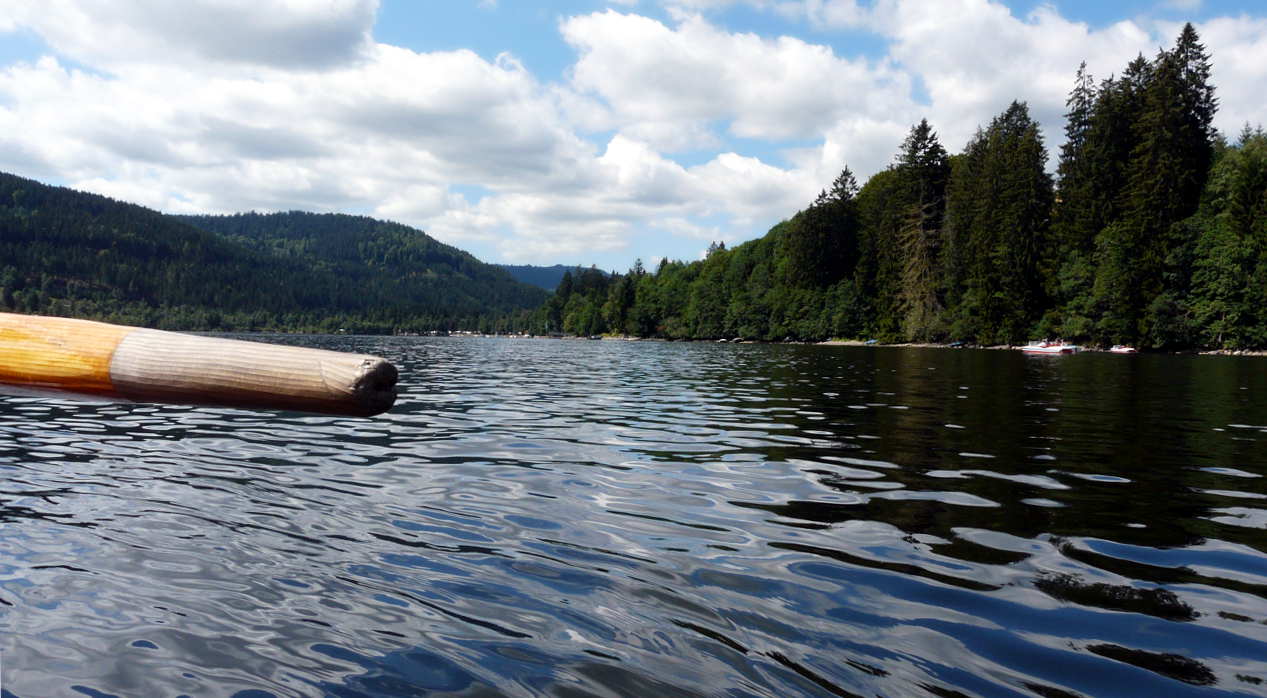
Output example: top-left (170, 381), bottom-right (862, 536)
top-left (497, 264), bottom-right (605, 291)
top-left (0, 171), bottom-right (547, 332)
top-left (176, 211), bottom-right (547, 319)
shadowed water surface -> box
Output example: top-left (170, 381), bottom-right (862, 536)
top-left (2, 337), bottom-right (1266, 696)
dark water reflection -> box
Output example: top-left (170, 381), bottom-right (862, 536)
top-left (2, 338), bottom-right (1266, 697)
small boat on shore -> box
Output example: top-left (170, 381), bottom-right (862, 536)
top-left (1109, 345), bottom-right (1138, 354)
top-left (1020, 340), bottom-right (1080, 355)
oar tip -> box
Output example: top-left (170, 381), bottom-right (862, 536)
top-left (351, 357), bottom-right (399, 417)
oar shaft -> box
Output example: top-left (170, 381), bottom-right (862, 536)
top-left (0, 313), bottom-right (397, 416)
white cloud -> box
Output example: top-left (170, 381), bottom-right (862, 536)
top-left (618, 121), bottom-right (723, 153)
top-left (1200, 15), bottom-right (1267, 136)
top-left (560, 10), bottom-right (915, 150)
top-left (2, 0), bottom-right (1264, 270)
top-left (388, 131), bottom-right (821, 263)
top-left (0, 40), bottom-right (597, 217)
top-left (691, 151), bottom-right (815, 222)
top-left (647, 0), bottom-right (1261, 160)
top-left (660, 0), bottom-right (870, 28)
top-left (656, 216), bottom-right (727, 242)
top-left (597, 136), bottom-right (697, 206)
top-left (4, 0), bottom-right (378, 71)
top-left (814, 116), bottom-right (910, 177)
top-left (862, 1), bottom-right (1265, 156)
top-left (0, 3), bottom-right (864, 265)
top-left (864, 0), bottom-right (1157, 153)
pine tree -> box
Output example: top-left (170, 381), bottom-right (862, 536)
top-left (1090, 56), bottom-right (1151, 232)
top-left (893, 119), bottom-right (951, 340)
top-left (1053, 62), bottom-right (1097, 253)
top-left (1101, 23), bottom-right (1218, 346)
top-left (782, 167), bottom-right (860, 288)
top-left (853, 167), bottom-right (904, 338)
top-left (941, 146), bottom-right (980, 329)
top-left (1044, 63), bottom-right (1101, 338)
top-left (943, 102), bottom-right (1053, 343)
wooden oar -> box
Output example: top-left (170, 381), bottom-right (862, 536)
top-left (0, 313), bottom-right (397, 416)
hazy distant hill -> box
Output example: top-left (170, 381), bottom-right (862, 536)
top-left (497, 264), bottom-right (600, 291)
top-left (0, 171), bottom-right (546, 332)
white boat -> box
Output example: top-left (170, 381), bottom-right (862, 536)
top-left (1020, 340), bottom-right (1080, 355)
top-left (1109, 345), bottom-right (1138, 354)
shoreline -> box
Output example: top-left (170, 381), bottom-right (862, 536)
top-left (815, 338), bottom-right (1267, 356)
top-left (232, 329), bottom-right (1267, 356)
top-left (550, 333), bottom-right (1267, 356)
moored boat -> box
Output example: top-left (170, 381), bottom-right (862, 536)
top-left (1020, 340), bottom-right (1080, 355)
top-left (1109, 345), bottom-right (1138, 354)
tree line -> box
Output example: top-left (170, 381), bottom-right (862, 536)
top-left (526, 25), bottom-right (1266, 350)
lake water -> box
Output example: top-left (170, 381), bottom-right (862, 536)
top-left (2, 337), bottom-right (1266, 697)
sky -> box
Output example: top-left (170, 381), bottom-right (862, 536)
top-left (2, 1), bottom-right (1264, 272)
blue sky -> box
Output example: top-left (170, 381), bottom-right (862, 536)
top-left (2, 1), bottom-right (1264, 272)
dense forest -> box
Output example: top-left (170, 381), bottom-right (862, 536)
top-left (0, 178), bottom-right (545, 332)
top-left (176, 212), bottom-right (546, 326)
top-left (529, 25), bottom-right (1266, 350)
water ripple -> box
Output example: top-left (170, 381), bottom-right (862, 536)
top-left (2, 338), bottom-right (1266, 696)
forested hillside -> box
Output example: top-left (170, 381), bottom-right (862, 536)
top-left (532, 25), bottom-right (1267, 350)
top-left (0, 174), bottom-right (545, 332)
top-left (177, 212), bottom-right (546, 324)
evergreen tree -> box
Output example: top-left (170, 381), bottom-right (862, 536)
top-left (1098, 24), bottom-right (1218, 345)
top-left (782, 167), bottom-right (861, 289)
top-left (894, 119), bottom-right (951, 340)
top-left (1044, 63), bottom-right (1102, 338)
top-left (602, 272), bottom-right (636, 335)
top-left (944, 102), bottom-right (1054, 343)
top-left (1053, 62), bottom-right (1097, 252)
top-left (853, 167), bottom-right (909, 339)
top-left (1190, 128), bottom-right (1267, 348)
top-left (688, 248), bottom-right (730, 338)
top-left (1089, 57), bottom-right (1152, 233)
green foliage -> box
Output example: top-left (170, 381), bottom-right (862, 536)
top-left (781, 168), bottom-right (861, 289)
top-left (893, 119), bottom-right (951, 341)
top-left (1082, 25), bottom-right (1219, 346)
top-left (943, 102), bottom-right (1053, 344)
top-left (1189, 129), bottom-right (1267, 348)
top-left (0, 173), bottom-right (545, 332)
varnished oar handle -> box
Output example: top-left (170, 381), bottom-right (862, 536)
top-left (0, 313), bottom-right (397, 416)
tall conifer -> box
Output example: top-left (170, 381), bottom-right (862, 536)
top-left (894, 119), bottom-right (950, 340)
top-left (944, 102), bottom-right (1053, 343)
top-left (1053, 62), bottom-right (1097, 253)
top-left (1103, 23), bottom-right (1218, 345)
top-left (782, 167), bottom-right (860, 288)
